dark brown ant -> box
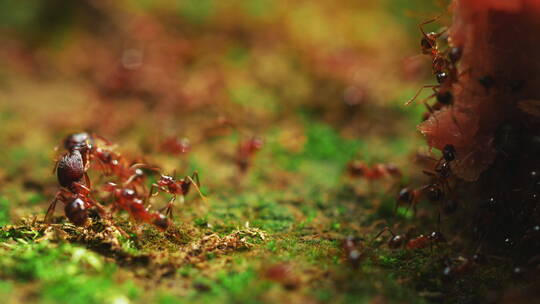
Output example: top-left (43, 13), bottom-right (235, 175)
top-left (347, 161), bottom-right (402, 181)
top-left (236, 136), bottom-right (263, 173)
top-left (149, 172), bottom-right (205, 218)
top-left (45, 183), bottom-right (106, 226)
top-left (104, 182), bottom-right (171, 231)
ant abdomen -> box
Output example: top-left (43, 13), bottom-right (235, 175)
top-left (64, 197), bottom-right (88, 226)
top-left (57, 150), bottom-right (86, 190)
top-left (152, 214), bottom-right (170, 231)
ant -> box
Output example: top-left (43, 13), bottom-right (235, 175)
top-left (236, 136), bottom-right (263, 173)
top-left (149, 172), bottom-right (205, 218)
top-left (419, 17), bottom-right (447, 57)
top-left (347, 161), bottom-right (402, 181)
top-left (104, 182), bottom-right (170, 231)
top-left (408, 18), bottom-right (464, 124)
top-left (395, 182), bottom-right (445, 215)
top-left (373, 226), bottom-right (446, 252)
top-left (46, 182), bottom-right (107, 226)
top-left (406, 231), bottom-right (446, 250)
top-left (442, 254), bottom-right (485, 279)
top-left (160, 136), bottom-right (191, 155)
top-left (342, 236), bottom-right (364, 268)
top-left (422, 144), bottom-right (456, 195)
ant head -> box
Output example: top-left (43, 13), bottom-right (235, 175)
top-left (64, 197), bottom-right (88, 226)
top-left (153, 214), bottom-right (170, 231)
top-left (64, 132), bottom-right (93, 151)
top-left (388, 235), bottom-right (405, 249)
top-left (442, 145), bottom-right (456, 161)
top-left (158, 175), bottom-right (174, 186)
top-left (397, 188), bottom-right (412, 203)
top-left (428, 231), bottom-right (446, 242)
top-left (348, 161), bottom-right (365, 176)
top-left (420, 34), bottom-right (436, 53)
top-left (436, 71), bottom-right (449, 84)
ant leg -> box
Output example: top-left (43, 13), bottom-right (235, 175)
top-left (418, 16), bottom-right (441, 37)
top-left (371, 226), bottom-right (396, 241)
top-left (45, 195), bottom-right (60, 223)
top-left (186, 175), bottom-right (207, 204)
top-left (146, 184), bottom-right (161, 205)
top-left (84, 172), bottom-right (92, 188)
top-left (405, 85), bottom-right (438, 106)
top-left (160, 196), bottom-right (176, 219)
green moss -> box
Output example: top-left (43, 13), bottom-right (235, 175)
top-left (0, 197), bottom-right (11, 226)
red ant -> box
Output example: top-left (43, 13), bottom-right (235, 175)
top-left (422, 144), bottom-right (456, 195)
top-left (408, 18), bottom-right (464, 124)
top-left (149, 172), bottom-right (205, 218)
top-left (63, 133), bottom-right (154, 189)
top-left (406, 231), bottom-right (446, 250)
top-left (103, 182), bottom-right (170, 231)
top-left (442, 254), bottom-right (485, 279)
top-left (374, 227), bottom-right (446, 251)
top-left (342, 236), bottom-right (364, 268)
top-left (160, 136), bottom-right (191, 155)
top-left (236, 136), bottom-right (263, 173)
top-left (347, 161), bottom-right (402, 180)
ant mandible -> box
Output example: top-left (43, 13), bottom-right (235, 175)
top-left (149, 172), bottom-right (205, 218)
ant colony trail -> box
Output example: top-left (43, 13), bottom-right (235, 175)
top-left (4, 0), bottom-right (540, 303)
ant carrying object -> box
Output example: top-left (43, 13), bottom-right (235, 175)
top-left (103, 182), bottom-right (170, 231)
top-left (347, 161), bottom-right (402, 181)
top-left (148, 172), bottom-right (206, 218)
top-left (236, 136), bottom-right (263, 173)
